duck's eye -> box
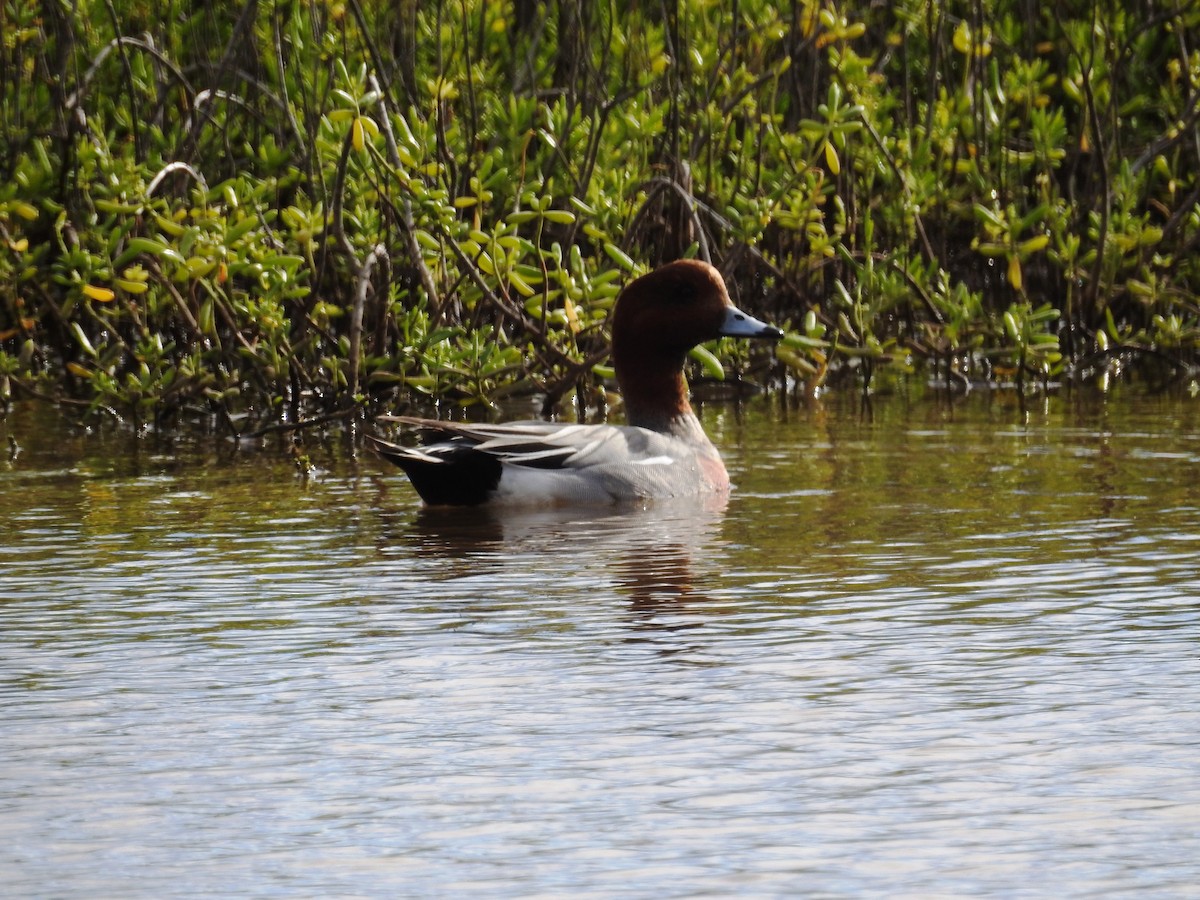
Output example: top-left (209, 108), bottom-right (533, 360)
top-left (663, 279), bottom-right (697, 305)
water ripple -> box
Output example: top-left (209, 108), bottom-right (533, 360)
top-left (3, 397), bottom-right (1200, 896)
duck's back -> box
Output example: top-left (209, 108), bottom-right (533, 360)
top-left (368, 417), bottom-right (728, 506)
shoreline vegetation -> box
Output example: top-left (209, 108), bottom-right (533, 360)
top-left (3, 0), bottom-right (1200, 436)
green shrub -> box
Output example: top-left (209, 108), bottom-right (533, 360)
top-left (3, 0), bottom-right (1199, 432)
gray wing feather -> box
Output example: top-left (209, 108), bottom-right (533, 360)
top-left (379, 416), bottom-right (692, 470)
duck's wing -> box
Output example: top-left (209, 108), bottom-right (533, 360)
top-left (369, 416), bottom-right (711, 505)
top-left (374, 416), bottom-right (676, 469)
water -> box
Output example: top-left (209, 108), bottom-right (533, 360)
top-left (2, 389), bottom-right (1199, 897)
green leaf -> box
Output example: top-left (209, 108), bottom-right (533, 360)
top-left (689, 344), bottom-right (725, 380)
top-left (603, 243), bottom-right (636, 271)
top-left (70, 322), bottom-right (97, 358)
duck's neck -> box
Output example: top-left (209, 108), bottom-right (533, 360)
top-left (617, 361), bottom-right (703, 436)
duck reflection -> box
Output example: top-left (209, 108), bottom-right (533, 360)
top-left (612, 539), bottom-right (700, 613)
top-left (391, 494), bottom-right (730, 637)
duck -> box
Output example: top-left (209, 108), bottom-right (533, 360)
top-left (368, 258), bottom-right (782, 506)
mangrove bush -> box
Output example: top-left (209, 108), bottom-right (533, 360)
top-left (3, 0), bottom-right (1200, 432)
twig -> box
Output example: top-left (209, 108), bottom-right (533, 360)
top-left (329, 130), bottom-right (359, 260)
top-left (349, 243), bottom-right (388, 396)
top-left (632, 174), bottom-right (711, 262)
top-left (9, 378), bottom-right (93, 407)
top-left (146, 161), bottom-right (208, 198)
top-left (177, 0), bottom-right (260, 159)
top-left (66, 36), bottom-right (194, 112)
top-left (244, 405), bottom-right (363, 438)
top-left (369, 74), bottom-right (444, 320)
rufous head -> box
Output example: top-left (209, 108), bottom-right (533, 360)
top-left (610, 260), bottom-right (781, 430)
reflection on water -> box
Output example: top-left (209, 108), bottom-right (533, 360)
top-left (2, 390), bottom-right (1200, 897)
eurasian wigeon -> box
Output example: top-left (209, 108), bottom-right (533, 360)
top-left (368, 259), bottom-right (782, 505)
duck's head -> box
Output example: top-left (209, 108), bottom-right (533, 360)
top-left (611, 259), bottom-right (782, 430)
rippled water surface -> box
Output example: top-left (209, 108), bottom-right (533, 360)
top-left (3, 390), bottom-right (1200, 897)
